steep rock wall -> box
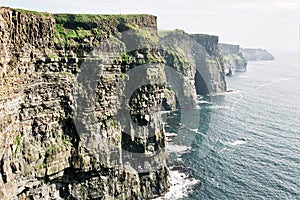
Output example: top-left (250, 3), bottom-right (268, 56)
top-left (159, 31), bottom-right (226, 103)
top-left (0, 7), bottom-right (229, 200)
top-left (189, 34), bottom-right (226, 95)
top-left (0, 7), bottom-right (168, 199)
top-left (219, 43), bottom-right (247, 72)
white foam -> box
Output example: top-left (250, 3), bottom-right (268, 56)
top-left (167, 145), bottom-right (191, 154)
top-left (237, 75), bottom-right (250, 78)
top-left (165, 132), bottom-right (178, 137)
top-left (189, 128), bottom-right (198, 133)
top-left (153, 170), bottom-right (199, 200)
top-left (229, 140), bottom-right (247, 146)
top-left (210, 105), bottom-right (233, 110)
top-left (196, 100), bottom-right (213, 104)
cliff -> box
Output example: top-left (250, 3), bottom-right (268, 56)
top-left (219, 43), bottom-right (247, 72)
top-left (189, 34), bottom-right (226, 95)
top-left (240, 48), bottom-right (275, 61)
top-left (0, 7), bottom-right (168, 199)
top-left (159, 30), bottom-right (226, 99)
top-left (0, 7), bottom-right (228, 199)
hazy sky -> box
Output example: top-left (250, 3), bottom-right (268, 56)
top-left (1, 0), bottom-right (299, 52)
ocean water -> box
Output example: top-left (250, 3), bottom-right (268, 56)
top-left (163, 51), bottom-right (300, 200)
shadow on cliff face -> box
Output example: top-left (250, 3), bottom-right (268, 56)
top-left (72, 29), bottom-right (223, 178)
top-left (195, 70), bottom-right (210, 95)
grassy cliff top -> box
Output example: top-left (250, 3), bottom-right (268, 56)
top-left (0, 7), bottom-right (52, 18)
top-left (53, 13), bottom-right (154, 24)
top-left (1, 7), bottom-right (157, 46)
top-left (1, 7), bottom-right (153, 21)
top-left (51, 13), bottom-right (157, 45)
top-left (158, 29), bottom-right (186, 37)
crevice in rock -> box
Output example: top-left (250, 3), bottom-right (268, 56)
top-left (0, 158), bottom-right (7, 183)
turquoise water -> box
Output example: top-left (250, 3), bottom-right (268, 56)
top-left (166, 51), bottom-right (300, 199)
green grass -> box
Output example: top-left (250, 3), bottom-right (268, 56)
top-left (35, 162), bottom-right (46, 169)
top-left (137, 28), bottom-right (158, 44)
top-left (120, 52), bottom-right (136, 64)
top-left (54, 24), bottom-right (97, 45)
top-left (6, 7), bottom-right (157, 47)
top-left (53, 14), bottom-right (121, 45)
top-left (46, 145), bottom-right (57, 156)
top-left (14, 133), bottom-right (22, 156)
top-left (11, 8), bottom-right (51, 18)
top-left (62, 138), bottom-right (72, 145)
top-left (120, 73), bottom-right (129, 80)
top-left (53, 13), bottom-right (150, 25)
top-left (158, 29), bottom-right (185, 37)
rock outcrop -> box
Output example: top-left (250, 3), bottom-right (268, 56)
top-left (219, 43), bottom-right (247, 72)
top-left (0, 7), bottom-right (168, 199)
top-left (240, 48), bottom-right (275, 61)
top-left (159, 30), bottom-right (226, 101)
top-left (189, 34), bottom-right (226, 95)
top-left (0, 7), bottom-right (228, 199)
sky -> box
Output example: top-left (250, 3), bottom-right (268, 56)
top-left (1, 0), bottom-right (299, 53)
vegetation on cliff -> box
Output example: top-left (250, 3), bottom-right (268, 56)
top-left (219, 43), bottom-right (247, 72)
top-left (52, 13), bottom-right (158, 46)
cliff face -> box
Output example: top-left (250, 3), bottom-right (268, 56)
top-left (0, 8), bottom-right (228, 199)
top-left (240, 48), bottom-right (275, 61)
top-left (219, 43), bottom-right (247, 72)
top-left (0, 7), bottom-right (168, 199)
top-left (159, 31), bottom-right (226, 100)
top-left (190, 34), bottom-right (226, 95)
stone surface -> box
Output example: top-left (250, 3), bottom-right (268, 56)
top-left (160, 31), bottom-right (226, 99)
top-left (0, 7), bottom-right (169, 199)
top-left (219, 43), bottom-right (247, 72)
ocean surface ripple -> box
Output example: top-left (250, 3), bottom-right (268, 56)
top-left (164, 51), bottom-right (300, 200)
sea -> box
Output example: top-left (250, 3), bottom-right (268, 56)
top-left (159, 51), bottom-right (300, 200)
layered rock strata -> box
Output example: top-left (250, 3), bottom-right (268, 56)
top-left (0, 7), bottom-right (228, 200)
top-left (0, 7), bottom-right (168, 199)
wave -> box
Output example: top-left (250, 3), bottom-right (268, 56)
top-left (217, 139), bottom-right (248, 148)
top-left (237, 75), bottom-right (251, 78)
top-left (167, 144), bottom-right (192, 154)
top-left (210, 105), bottom-right (233, 110)
top-left (251, 77), bottom-right (292, 94)
top-left (153, 170), bottom-right (199, 200)
top-left (196, 100), bottom-right (213, 104)
top-left (229, 139), bottom-right (248, 146)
